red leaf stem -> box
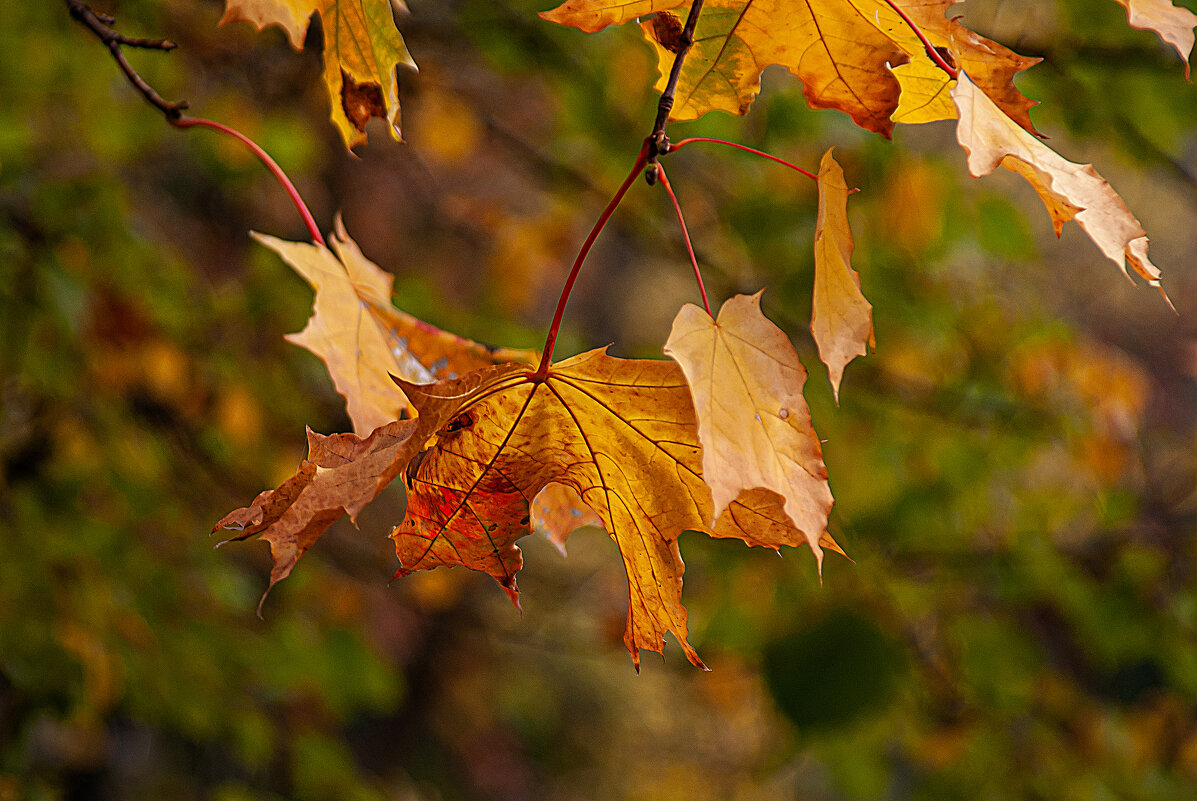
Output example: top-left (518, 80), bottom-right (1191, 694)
top-left (880, 0), bottom-right (959, 79)
top-left (536, 139), bottom-right (652, 376)
top-left (669, 138), bottom-right (817, 181)
top-left (655, 164), bottom-right (712, 317)
top-left (170, 116), bottom-right (326, 247)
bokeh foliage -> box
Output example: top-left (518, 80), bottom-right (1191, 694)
top-left (3, 0), bottom-right (1197, 799)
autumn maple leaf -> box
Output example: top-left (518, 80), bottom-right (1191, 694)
top-left (220, 0), bottom-right (417, 148)
top-left (220, 344), bottom-right (843, 668)
top-left (257, 219), bottom-right (537, 433)
top-left (951, 73), bottom-right (1167, 300)
top-left (542, 1), bottom-right (1040, 136)
top-left (664, 292), bottom-right (834, 551)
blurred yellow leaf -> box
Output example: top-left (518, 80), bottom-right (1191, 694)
top-left (220, 0), bottom-right (417, 148)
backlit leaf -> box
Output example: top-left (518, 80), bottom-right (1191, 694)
top-left (222, 350), bottom-right (842, 669)
top-left (952, 73), bottom-right (1167, 299)
top-left (542, 1), bottom-right (1038, 135)
top-left (857, 0), bottom-right (1041, 135)
top-left (812, 149), bottom-right (873, 400)
top-left (644, 0), bottom-right (909, 135)
top-left (393, 350), bottom-right (837, 668)
top-left (663, 292), bottom-right (833, 560)
top-left (257, 221), bottom-right (536, 435)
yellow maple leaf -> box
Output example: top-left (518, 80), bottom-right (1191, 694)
top-left (812, 149), bottom-right (873, 401)
top-left (220, 0), bottom-right (417, 148)
top-left (643, 0), bottom-right (908, 135)
top-left (860, 0), bottom-right (1040, 135)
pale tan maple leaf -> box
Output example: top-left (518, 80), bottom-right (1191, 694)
top-left (256, 220), bottom-right (536, 435)
top-left (1112, 0), bottom-right (1197, 78)
top-left (664, 292), bottom-right (833, 565)
top-left (952, 72), bottom-right (1167, 300)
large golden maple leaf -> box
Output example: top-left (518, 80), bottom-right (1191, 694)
top-left (218, 345), bottom-right (843, 668)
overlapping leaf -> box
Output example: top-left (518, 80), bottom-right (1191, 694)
top-left (952, 73), bottom-right (1166, 297)
top-left (258, 219), bottom-right (536, 434)
top-left (544, 0), bottom-right (908, 135)
top-left (220, 0), bottom-right (417, 148)
top-left (852, 0), bottom-right (1041, 134)
top-left (663, 293), bottom-right (833, 559)
top-left (1113, 0), bottom-right (1197, 77)
top-left (542, 1), bottom-right (1039, 136)
top-left (531, 482), bottom-right (604, 554)
top-left (214, 418), bottom-right (420, 610)
top-left (221, 348), bottom-right (842, 668)
top-left (812, 149), bottom-right (873, 400)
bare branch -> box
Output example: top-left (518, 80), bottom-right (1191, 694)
top-left (64, 0), bottom-right (188, 119)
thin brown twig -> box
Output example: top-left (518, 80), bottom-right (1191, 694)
top-left (64, 0), bottom-right (188, 118)
top-left (64, 0), bottom-right (326, 245)
top-left (649, 0), bottom-right (705, 159)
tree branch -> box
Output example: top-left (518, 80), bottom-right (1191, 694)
top-left (64, 0), bottom-right (189, 119)
top-left (64, 0), bottom-right (326, 246)
top-left (649, 0), bottom-right (705, 161)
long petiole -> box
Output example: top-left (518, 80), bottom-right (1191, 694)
top-left (65, 1), bottom-right (326, 247)
top-left (669, 137), bottom-right (817, 181)
top-left (171, 116), bottom-right (326, 247)
top-left (655, 164), bottom-right (711, 317)
top-left (535, 139), bottom-right (652, 376)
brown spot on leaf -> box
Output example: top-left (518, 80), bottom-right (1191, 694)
top-left (649, 12), bottom-right (686, 54)
top-left (932, 46), bottom-right (957, 70)
top-left (341, 69), bottom-right (385, 132)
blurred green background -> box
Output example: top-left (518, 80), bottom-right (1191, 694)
top-left (4, 1), bottom-right (1197, 799)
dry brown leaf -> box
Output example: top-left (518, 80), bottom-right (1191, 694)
top-left (1113, 0), bottom-right (1197, 78)
top-left (220, 0), bottom-right (416, 148)
top-left (663, 293), bottom-right (832, 561)
top-left (952, 73), bottom-right (1166, 297)
top-left (214, 419), bottom-right (419, 611)
top-left (812, 149), bottom-right (873, 401)
top-left (257, 221), bottom-right (536, 435)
